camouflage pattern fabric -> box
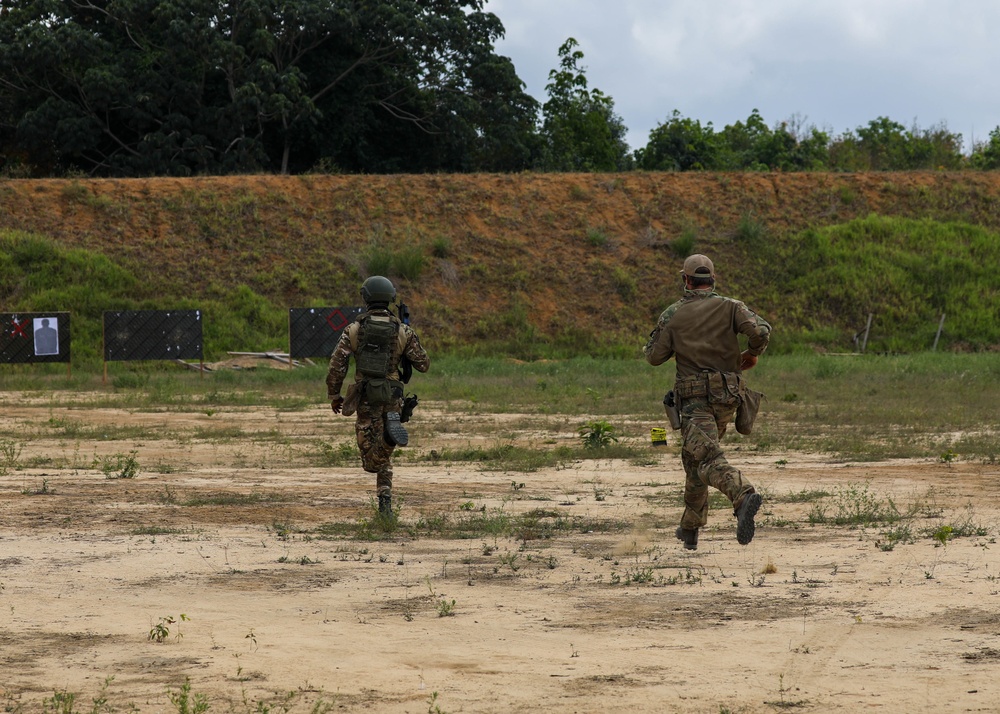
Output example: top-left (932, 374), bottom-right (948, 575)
top-left (643, 288), bottom-right (770, 378)
top-left (678, 397), bottom-right (755, 529)
top-left (355, 401), bottom-right (400, 493)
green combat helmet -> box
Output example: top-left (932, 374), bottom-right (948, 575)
top-left (360, 275), bottom-right (396, 306)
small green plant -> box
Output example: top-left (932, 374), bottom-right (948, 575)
top-left (99, 450), bottom-right (141, 479)
top-left (497, 551), bottom-right (520, 572)
top-left (42, 690), bottom-right (77, 714)
top-left (735, 211), bottom-right (767, 243)
top-left (932, 524), bottom-right (953, 546)
top-left (428, 691), bottom-right (446, 714)
top-left (876, 524), bottom-right (914, 551)
top-left (392, 245), bottom-right (426, 281)
top-left (578, 420), bottom-right (619, 449)
top-left (431, 236), bottom-right (451, 258)
top-left (167, 678), bottom-right (209, 714)
top-left (585, 226), bottom-right (609, 247)
top-left (0, 438), bottom-right (23, 475)
top-left (148, 614), bottom-right (189, 643)
top-left (837, 185), bottom-right (856, 205)
top-left (808, 482), bottom-right (899, 527)
top-left (670, 227), bottom-right (697, 258)
top-left (940, 449), bottom-right (957, 464)
top-left (360, 241), bottom-right (393, 276)
top-left (436, 599), bottom-right (456, 617)
top-left (21, 478), bottom-right (51, 495)
top-left (319, 441), bottom-right (357, 466)
top-left (610, 265), bottom-right (637, 299)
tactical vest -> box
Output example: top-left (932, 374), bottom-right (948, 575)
top-left (355, 315), bottom-right (399, 378)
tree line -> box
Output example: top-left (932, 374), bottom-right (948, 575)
top-left (1, 1), bottom-right (999, 178)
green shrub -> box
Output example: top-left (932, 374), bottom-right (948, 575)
top-left (392, 246), bottom-right (426, 281)
top-left (671, 228), bottom-right (696, 258)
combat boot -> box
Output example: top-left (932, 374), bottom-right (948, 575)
top-left (384, 411), bottom-right (409, 446)
top-left (378, 491), bottom-right (392, 517)
top-left (735, 491), bottom-right (762, 545)
top-left (675, 526), bottom-right (698, 551)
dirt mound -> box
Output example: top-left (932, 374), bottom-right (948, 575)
top-left (3, 172), bottom-right (1000, 347)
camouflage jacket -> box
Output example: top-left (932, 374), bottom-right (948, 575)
top-left (326, 309), bottom-right (430, 402)
top-left (643, 288), bottom-right (770, 378)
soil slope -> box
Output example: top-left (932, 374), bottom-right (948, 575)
top-left (2, 172), bottom-right (1000, 348)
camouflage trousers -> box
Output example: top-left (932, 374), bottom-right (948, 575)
top-left (355, 401), bottom-right (400, 494)
top-left (678, 397), bottom-right (755, 530)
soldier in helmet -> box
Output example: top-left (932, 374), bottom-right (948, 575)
top-left (327, 276), bottom-right (430, 516)
top-left (644, 254), bottom-right (771, 550)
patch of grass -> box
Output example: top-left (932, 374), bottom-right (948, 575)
top-left (808, 482), bottom-right (900, 527)
top-left (431, 235), bottom-right (452, 258)
top-left (392, 245), bottom-right (426, 281)
top-left (98, 450), bottom-right (140, 479)
top-left (610, 265), bottom-right (637, 300)
top-left (875, 524), bottom-right (914, 551)
top-left (775, 489), bottom-right (832, 503)
top-left (734, 211), bottom-right (768, 243)
top-left (585, 226), bottom-right (609, 248)
top-left (670, 227), bottom-right (697, 258)
top-left (318, 441), bottom-right (359, 466)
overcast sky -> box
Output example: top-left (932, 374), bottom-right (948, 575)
top-left (484, 0), bottom-right (1000, 154)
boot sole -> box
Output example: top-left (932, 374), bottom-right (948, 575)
top-left (385, 412), bottom-right (409, 446)
top-left (736, 492), bottom-right (762, 545)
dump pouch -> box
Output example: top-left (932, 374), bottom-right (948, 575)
top-left (736, 388), bottom-right (766, 435)
top-left (342, 383), bottom-right (361, 416)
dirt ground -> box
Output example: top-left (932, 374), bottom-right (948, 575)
top-left (1, 394), bottom-right (1000, 713)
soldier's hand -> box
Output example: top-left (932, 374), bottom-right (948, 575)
top-left (739, 351), bottom-right (758, 371)
top-left (330, 396), bottom-right (344, 414)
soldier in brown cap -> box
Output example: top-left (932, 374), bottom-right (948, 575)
top-left (643, 254), bottom-right (771, 550)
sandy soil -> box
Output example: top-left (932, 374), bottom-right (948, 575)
top-left (1, 395), bottom-right (999, 713)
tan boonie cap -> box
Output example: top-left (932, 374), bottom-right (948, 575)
top-left (681, 253), bottom-right (715, 277)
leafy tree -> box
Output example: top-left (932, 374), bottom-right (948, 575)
top-left (717, 109), bottom-right (773, 170)
top-left (539, 38), bottom-right (629, 172)
top-left (970, 127), bottom-right (1000, 169)
top-left (639, 109), bottom-right (828, 172)
top-left (828, 117), bottom-right (962, 171)
top-left (0, 0), bottom-right (538, 176)
top-left (637, 110), bottom-right (718, 171)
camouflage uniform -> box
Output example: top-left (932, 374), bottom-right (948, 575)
top-left (326, 309), bottom-right (430, 497)
top-left (644, 277), bottom-right (770, 538)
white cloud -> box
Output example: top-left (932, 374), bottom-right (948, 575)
top-left (485, 0), bottom-right (1000, 152)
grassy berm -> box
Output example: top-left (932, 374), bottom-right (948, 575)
top-left (2, 171), bottom-right (1000, 365)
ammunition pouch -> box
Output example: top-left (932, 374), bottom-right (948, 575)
top-left (363, 378), bottom-right (403, 407)
top-left (674, 371), bottom-right (744, 405)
